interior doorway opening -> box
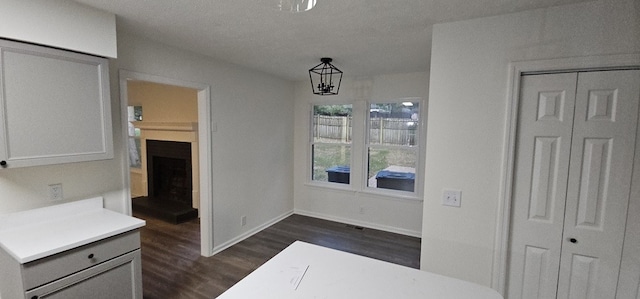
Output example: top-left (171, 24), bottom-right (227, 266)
top-left (119, 70), bottom-right (213, 256)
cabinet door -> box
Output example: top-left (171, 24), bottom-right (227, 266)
top-left (25, 250), bottom-right (142, 299)
top-left (0, 39), bottom-right (113, 169)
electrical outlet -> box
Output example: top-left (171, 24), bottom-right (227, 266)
top-left (442, 189), bottom-right (461, 207)
top-left (49, 183), bottom-right (63, 201)
top-left (241, 215), bottom-right (247, 227)
top-left (359, 206), bottom-right (365, 215)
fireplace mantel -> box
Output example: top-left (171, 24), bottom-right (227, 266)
top-left (134, 121), bottom-right (197, 132)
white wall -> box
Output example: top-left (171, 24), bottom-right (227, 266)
top-left (293, 72), bottom-right (428, 237)
top-left (113, 32), bottom-right (295, 250)
top-left (0, 0), bottom-right (117, 58)
top-left (421, 0), bottom-right (640, 287)
top-left (0, 1), bottom-right (294, 253)
top-left (0, 0), bottom-right (125, 215)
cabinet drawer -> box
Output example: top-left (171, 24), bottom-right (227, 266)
top-left (25, 250), bottom-right (142, 299)
top-left (22, 230), bottom-right (140, 290)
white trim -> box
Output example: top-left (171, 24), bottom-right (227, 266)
top-left (294, 209), bottom-right (422, 238)
top-left (118, 70), bottom-right (214, 257)
top-left (211, 210), bottom-right (294, 255)
top-left (118, 74), bottom-right (133, 216)
top-left (491, 53), bottom-right (640, 294)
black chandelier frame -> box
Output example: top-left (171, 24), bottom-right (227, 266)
top-left (309, 57), bottom-right (343, 96)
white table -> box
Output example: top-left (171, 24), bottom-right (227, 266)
top-left (218, 241), bottom-right (503, 299)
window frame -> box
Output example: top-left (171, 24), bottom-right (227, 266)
top-left (307, 98), bottom-right (425, 200)
top-left (308, 102), bottom-right (354, 187)
top-left (364, 98), bottom-right (422, 197)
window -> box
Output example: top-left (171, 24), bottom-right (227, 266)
top-left (128, 106), bottom-right (143, 168)
top-left (309, 100), bottom-right (422, 196)
top-left (367, 101), bottom-right (419, 193)
top-left (311, 104), bottom-right (352, 184)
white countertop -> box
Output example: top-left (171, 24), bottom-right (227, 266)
top-left (218, 241), bottom-right (503, 299)
top-left (0, 197), bottom-right (145, 263)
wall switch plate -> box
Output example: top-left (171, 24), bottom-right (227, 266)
top-left (49, 183), bottom-right (63, 201)
top-left (442, 189), bottom-right (461, 207)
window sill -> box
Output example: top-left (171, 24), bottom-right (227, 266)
top-left (359, 188), bottom-right (423, 202)
top-left (304, 181), bottom-right (356, 193)
top-left (303, 181), bottom-right (423, 202)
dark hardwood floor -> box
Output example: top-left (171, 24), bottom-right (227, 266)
top-left (133, 211), bottom-right (421, 299)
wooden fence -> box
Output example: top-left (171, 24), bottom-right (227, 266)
top-left (313, 115), bottom-right (417, 146)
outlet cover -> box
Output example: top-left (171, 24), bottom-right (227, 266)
top-left (442, 189), bottom-right (461, 207)
top-left (241, 215), bottom-right (247, 227)
top-left (49, 183), bottom-right (63, 201)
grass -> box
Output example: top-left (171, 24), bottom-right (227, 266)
top-left (313, 144), bottom-right (416, 182)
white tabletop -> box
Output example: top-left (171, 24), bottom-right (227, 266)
top-left (0, 197), bottom-right (145, 263)
top-left (218, 241), bottom-right (503, 299)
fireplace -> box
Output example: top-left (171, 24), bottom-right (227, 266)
top-left (132, 139), bottom-right (198, 223)
top-left (148, 140), bottom-right (191, 202)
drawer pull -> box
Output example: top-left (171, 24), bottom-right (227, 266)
top-left (88, 253), bottom-right (95, 259)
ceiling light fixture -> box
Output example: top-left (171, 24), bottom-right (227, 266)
top-left (265, 0), bottom-right (316, 12)
top-left (309, 57), bottom-right (343, 96)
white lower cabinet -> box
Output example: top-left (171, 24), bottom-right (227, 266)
top-left (2, 231), bottom-right (142, 299)
top-left (26, 251), bottom-right (141, 299)
top-left (25, 232), bottom-right (142, 299)
top-left (26, 252), bottom-right (140, 299)
top-left (0, 198), bottom-right (146, 299)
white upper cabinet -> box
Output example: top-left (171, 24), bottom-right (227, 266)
top-left (0, 39), bottom-right (113, 169)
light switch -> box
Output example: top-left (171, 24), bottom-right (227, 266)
top-left (442, 189), bottom-right (461, 207)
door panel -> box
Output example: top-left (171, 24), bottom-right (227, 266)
top-left (528, 136), bottom-right (561, 222)
top-left (521, 246), bottom-right (553, 299)
top-left (575, 137), bottom-right (610, 228)
top-left (567, 254), bottom-right (599, 299)
top-left (507, 73), bottom-right (577, 299)
top-left (557, 70), bottom-right (640, 299)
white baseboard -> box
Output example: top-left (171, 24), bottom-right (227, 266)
top-left (293, 209), bottom-right (422, 238)
top-left (211, 210), bottom-right (294, 255)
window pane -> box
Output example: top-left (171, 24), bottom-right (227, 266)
top-left (313, 105), bottom-right (352, 143)
top-left (312, 144), bottom-right (351, 184)
top-left (369, 102), bottom-right (419, 146)
top-left (367, 147), bottom-right (417, 192)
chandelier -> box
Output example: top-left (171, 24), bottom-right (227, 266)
top-left (309, 58), bottom-right (343, 96)
top-left (278, 0), bottom-right (317, 12)
top-left (259, 0), bottom-right (317, 12)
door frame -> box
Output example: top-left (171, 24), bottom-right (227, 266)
top-left (119, 70), bottom-right (214, 257)
top-left (492, 54), bottom-right (640, 295)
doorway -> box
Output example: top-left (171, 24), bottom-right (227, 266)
top-left (119, 70), bottom-right (213, 256)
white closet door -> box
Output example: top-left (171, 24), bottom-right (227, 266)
top-left (556, 70), bottom-right (640, 299)
top-left (508, 69), bottom-right (640, 299)
top-left (507, 73), bottom-right (578, 299)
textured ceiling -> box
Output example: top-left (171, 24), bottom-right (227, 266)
top-left (73, 0), bottom-right (594, 81)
